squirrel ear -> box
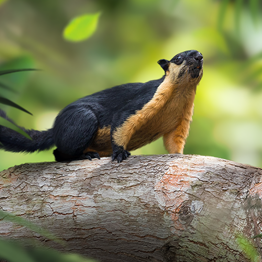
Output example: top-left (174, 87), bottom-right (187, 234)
top-left (157, 59), bottom-right (170, 72)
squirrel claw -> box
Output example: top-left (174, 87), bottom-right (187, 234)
top-left (112, 148), bottom-right (130, 163)
top-left (81, 152), bottom-right (100, 160)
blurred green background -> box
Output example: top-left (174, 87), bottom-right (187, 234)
top-left (1, 0), bottom-right (262, 171)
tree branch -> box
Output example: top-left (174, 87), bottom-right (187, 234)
top-left (0, 155), bottom-right (261, 262)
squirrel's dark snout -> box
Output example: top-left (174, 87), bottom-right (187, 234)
top-left (187, 51), bottom-right (203, 70)
top-left (188, 51), bottom-right (203, 64)
top-left (194, 52), bottom-right (203, 69)
top-left (194, 52), bottom-right (203, 62)
top-left (184, 51), bottom-right (203, 78)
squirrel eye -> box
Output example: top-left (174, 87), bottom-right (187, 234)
top-left (174, 55), bottom-right (183, 65)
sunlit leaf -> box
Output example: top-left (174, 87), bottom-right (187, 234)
top-left (0, 239), bottom-right (35, 262)
top-left (217, 0), bottom-right (230, 31)
top-left (0, 116), bottom-right (31, 140)
top-left (0, 210), bottom-right (64, 245)
top-left (63, 12), bottom-right (101, 42)
top-left (0, 96), bottom-right (32, 115)
top-left (236, 235), bottom-right (260, 262)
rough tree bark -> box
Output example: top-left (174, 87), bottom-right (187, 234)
top-left (0, 154), bottom-right (262, 262)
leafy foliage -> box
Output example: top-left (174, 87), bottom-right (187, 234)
top-left (0, 210), bottom-right (63, 245)
top-left (0, 210), bottom-right (96, 262)
top-left (0, 240), bottom-right (96, 262)
top-left (0, 69), bottom-right (36, 139)
top-left (0, 96), bottom-right (32, 115)
top-left (253, 233), bottom-right (262, 239)
top-left (0, 117), bottom-right (31, 140)
top-left (236, 234), bottom-right (261, 262)
top-left (0, 239), bottom-right (35, 262)
top-left (0, 68), bottom-right (36, 115)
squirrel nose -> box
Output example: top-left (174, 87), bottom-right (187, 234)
top-left (194, 52), bottom-right (203, 61)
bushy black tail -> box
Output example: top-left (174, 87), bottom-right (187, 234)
top-left (0, 109), bottom-right (54, 153)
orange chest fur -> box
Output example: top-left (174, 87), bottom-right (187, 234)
top-left (113, 83), bottom-right (196, 151)
top-left (124, 92), bottom-right (195, 150)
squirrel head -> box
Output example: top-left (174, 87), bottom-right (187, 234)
top-left (158, 50), bottom-right (203, 83)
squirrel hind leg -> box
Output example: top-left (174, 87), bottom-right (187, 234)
top-left (53, 106), bottom-right (99, 161)
top-left (53, 149), bottom-right (73, 162)
top-left (53, 149), bottom-right (100, 162)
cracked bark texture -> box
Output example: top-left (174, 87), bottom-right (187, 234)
top-left (0, 154), bottom-right (262, 262)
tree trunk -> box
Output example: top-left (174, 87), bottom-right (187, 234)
top-left (0, 154), bottom-right (262, 261)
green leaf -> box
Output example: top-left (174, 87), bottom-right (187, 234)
top-left (0, 81), bottom-right (16, 92)
top-left (0, 210), bottom-right (64, 245)
top-left (0, 57), bottom-right (36, 91)
top-left (0, 96), bottom-right (32, 115)
top-left (0, 68), bottom-right (37, 76)
top-left (236, 235), bottom-right (260, 262)
top-left (29, 247), bottom-right (97, 262)
top-left (0, 239), bottom-right (35, 262)
top-left (0, 239), bottom-right (97, 262)
top-left (0, 116), bottom-right (31, 140)
top-left (63, 12), bottom-right (101, 42)
top-left (0, 68), bottom-right (38, 93)
top-left (253, 234), bottom-right (262, 239)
